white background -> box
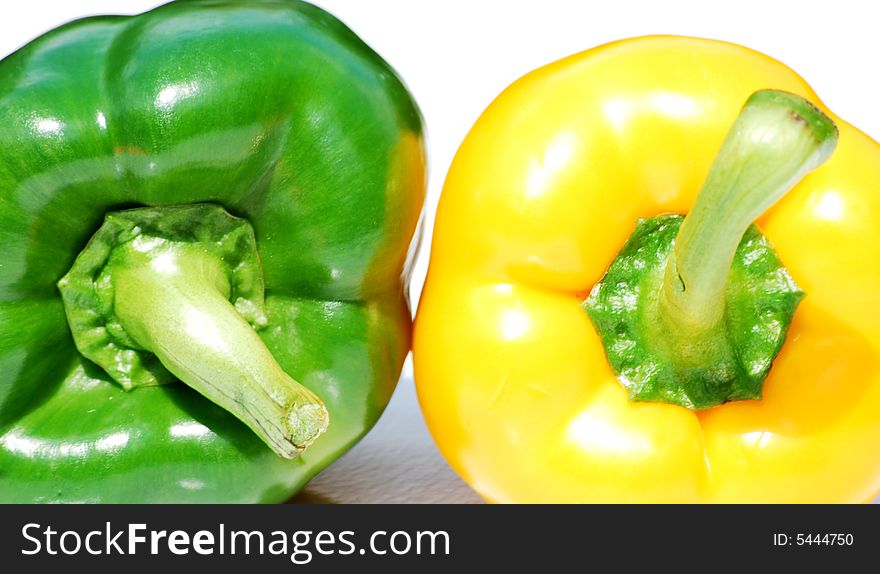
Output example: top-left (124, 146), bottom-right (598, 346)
top-left (2, 1), bottom-right (878, 502)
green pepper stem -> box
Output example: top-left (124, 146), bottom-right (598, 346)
top-left (112, 243), bottom-right (328, 459)
top-left (659, 90), bottom-right (837, 334)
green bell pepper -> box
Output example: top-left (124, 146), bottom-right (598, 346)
top-left (0, 0), bottom-right (424, 502)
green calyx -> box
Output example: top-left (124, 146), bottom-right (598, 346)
top-left (58, 204), bottom-right (328, 458)
top-left (584, 90), bottom-right (838, 409)
top-left (586, 215), bottom-right (803, 408)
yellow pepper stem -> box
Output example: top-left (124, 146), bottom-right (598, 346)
top-left (659, 90), bottom-right (837, 336)
top-left (586, 90), bottom-right (837, 408)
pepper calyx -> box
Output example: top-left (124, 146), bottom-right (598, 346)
top-left (585, 215), bottom-right (803, 408)
top-left (58, 203), bottom-right (328, 458)
top-left (584, 90), bottom-right (837, 409)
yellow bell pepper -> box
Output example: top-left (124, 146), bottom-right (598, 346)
top-left (413, 36), bottom-right (880, 503)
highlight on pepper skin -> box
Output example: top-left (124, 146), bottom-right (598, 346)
top-left (0, 0), bottom-right (425, 503)
top-left (413, 35), bottom-right (880, 504)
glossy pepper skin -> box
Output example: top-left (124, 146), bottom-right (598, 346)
top-left (414, 36), bottom-right (880, 503)
top-left (0, 0), bottom-right (424, 502)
